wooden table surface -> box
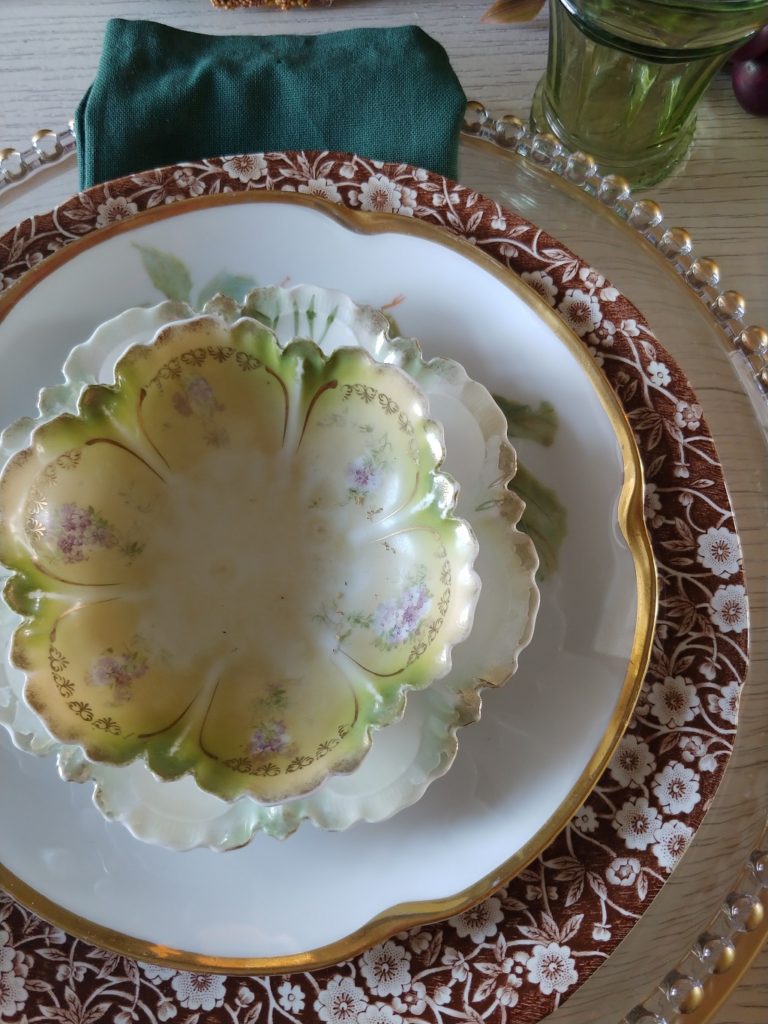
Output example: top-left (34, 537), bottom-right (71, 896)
top-left (0, 2), bottom-right (766, 1022)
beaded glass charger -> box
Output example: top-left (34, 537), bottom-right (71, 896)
top-left (0, 143), bottom-right (762, 1024)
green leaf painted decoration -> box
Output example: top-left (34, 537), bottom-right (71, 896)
top-left (133, 244), bottom-right (193, 304)
top-left (197, 272), bottom-right (259, 308)
top-left (495, 391), bottom-right (566, 579)
top-left (511, 462), bottom-right (567, 581)
top-left (493, 394), bottom-right (559, 447)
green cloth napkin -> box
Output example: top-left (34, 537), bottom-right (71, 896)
top-left (76, 19), bottom-right (467, 189)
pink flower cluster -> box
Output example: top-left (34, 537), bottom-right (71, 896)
top-left (249, 720), bottom-right (289, 755)
top-left (172, 376), bottom-right (220, 417)
top-left (56, 502), bottom-right (116, 563)
top-left (372, 582), bottom-right (431, 647)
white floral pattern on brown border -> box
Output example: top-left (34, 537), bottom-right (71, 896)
top-left (0, 151), bottom-right (748, 1024)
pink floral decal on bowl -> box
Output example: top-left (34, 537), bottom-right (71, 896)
top-left (345, 443), bottom-right (388, 504)
top-left (372, 577), bottom-right (433, 649)
top-left (248, 684), bottom-right (292, 756)
top-left (249, 720), bottom-right (291, 756)
top-left (86, 637), bottom-right (150, 706)
top-left (54, 502), bottom-right (117, 563)
top-left (170, 374), bottom-right (223, 418)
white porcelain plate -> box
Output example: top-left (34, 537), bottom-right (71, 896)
top-left (0, 195), bottom-right (653, 970)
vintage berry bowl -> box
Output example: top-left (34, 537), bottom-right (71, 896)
top-left (0, 312), bottom-right (481, 804)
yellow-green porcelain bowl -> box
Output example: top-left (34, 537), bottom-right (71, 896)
top-left (0, 313), bottom-right (480, 804)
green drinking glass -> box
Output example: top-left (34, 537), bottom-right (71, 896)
top-left (531, 0), bottom-right (768, 188)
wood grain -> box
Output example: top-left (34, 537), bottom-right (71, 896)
top-left (0, 2), bottom-right (766, 1021)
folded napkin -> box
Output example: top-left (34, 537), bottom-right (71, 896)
top-left (76, 19), bottom-right (466, 189)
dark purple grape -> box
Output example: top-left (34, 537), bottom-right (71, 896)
top-left (732, 55), bottom-right (768, 115)
top-left (731, 24), bottom-right (768, 63)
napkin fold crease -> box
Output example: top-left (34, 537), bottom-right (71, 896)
top-left (76, 19), bottom-right (467, 189)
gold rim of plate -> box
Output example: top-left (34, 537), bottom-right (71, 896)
top-left (0, 190), bottom-right (657, 974)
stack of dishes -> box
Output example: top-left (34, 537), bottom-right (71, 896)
top-left (0, 194), bottom-right (657, 970)
top-left (0, 284), bottom-right (541, 849)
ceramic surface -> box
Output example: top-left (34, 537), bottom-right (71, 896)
top-left (0, 286), bottom-right (538, 844)
top-left (0, 188), bottom-right (653, 967)
top-left (0, 310), bottom-right (480, 804)
top-left (6, 285), bottom-right (537, 846)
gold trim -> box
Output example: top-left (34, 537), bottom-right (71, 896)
top-left (680, 892), bottom-right (768, 1024)
top-left (0, 189), bottom-right (657, 974)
